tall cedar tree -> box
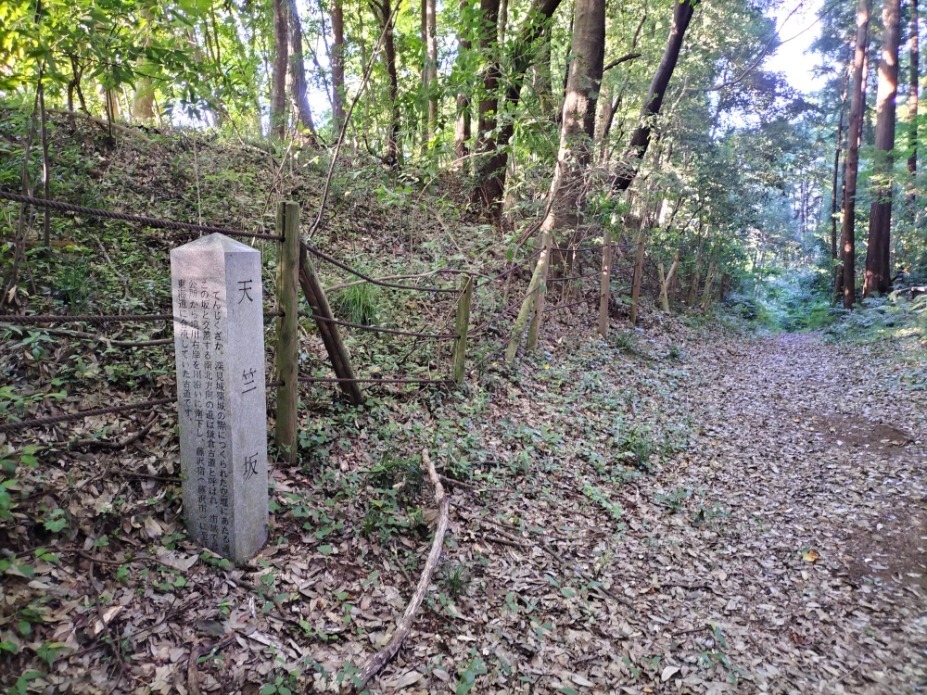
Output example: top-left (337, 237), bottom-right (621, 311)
top-left (841, 0), bottom-right (871, 309)
top-left (831, 61), bottom-right (849, 276)
top-left (863, 0), bottom-right (900, 297)
top-left (472, 0), bottom-right (502, 204)
top-left (908, 0), bottom-right (918, 209)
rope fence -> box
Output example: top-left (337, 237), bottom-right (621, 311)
top-left (305, 243), bottom-right (459, 294)
top-left (298, 376), bottom-right (452, 386)
top-left (1, 192), bottom-right (646, 440)
top-left (0, 191), bottom-right (282, 242)
top-left (304, 313), bottom-right (458, 340)
top-left (0, 313), bottom-right (174, 325)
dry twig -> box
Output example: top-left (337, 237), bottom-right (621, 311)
top-left (355, 449), bottom-right (450, 691)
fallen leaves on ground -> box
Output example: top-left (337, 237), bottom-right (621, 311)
top-left (2, 316), bottom-right (925, 694)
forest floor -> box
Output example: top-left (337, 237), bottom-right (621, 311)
top-left (4, 319), bottom-right (925, 694)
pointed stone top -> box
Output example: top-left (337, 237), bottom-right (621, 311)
top-left (175, 233), bottom-right (259, 255)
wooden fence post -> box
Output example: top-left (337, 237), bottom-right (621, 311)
top-left (506, 231), bottom-right (551, 364)
top-left (598, 230), bottom-right (611, 338)
top-left (526, 232), bottom-right (552, 352)
top-left (630, 230), bottom-right (646, 325)
top-left (452, 275), bottom-right (473, 384)
top-left (274, 202), bottom-right (300, 464)
top-left (659, 250), bottom-right (680, 312)
top-left (701, 260), bottom-right (716, 311)
top-left (298, 242), bottom-right (364, 404)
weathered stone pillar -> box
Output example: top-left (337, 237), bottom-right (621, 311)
top-left (171, 234), bottom-right (268, 564)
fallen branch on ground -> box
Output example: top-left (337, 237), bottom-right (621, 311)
top-left (354, 449), bottom-right (450, 691)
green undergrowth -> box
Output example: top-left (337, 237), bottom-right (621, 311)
top-left (723, 265), bottom-right (927, 347)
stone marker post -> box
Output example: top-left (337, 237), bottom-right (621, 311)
top-left (171, 233), bottom-right (268, 564)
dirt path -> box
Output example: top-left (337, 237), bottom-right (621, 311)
top-left (381, 332), bottom-right (927, 693)
top-left (658, 333), bottom-right (927, 692)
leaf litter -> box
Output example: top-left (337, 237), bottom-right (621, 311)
top-left (2, 304), bottom-right (926, 693)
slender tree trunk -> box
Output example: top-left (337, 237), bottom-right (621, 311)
top-left (864, 0), bottom-right (900, 297)
top-left (287, 0), bottom-right (320, 144)
top-left (832, 66), bottom-right (849, 267)
top-left (612, 0), bottom-right (698, 192)
top-left (272, 0), bottom-right (289, 139)
top-left (331, 0), bottom-right (347, 132)
top-left (454, 0), bottom-right (472, 167)
top-left (372, 0), bottom-right (401, 165)
top-left (908, 0), bottom-right (919, 211)
top-left (422, 0), bottom-right (438, 144)
top-left (841, 0), bottom-right (871, 309)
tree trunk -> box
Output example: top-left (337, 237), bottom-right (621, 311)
top-left (372, 0), bottom-right (401, 165)
top-left (331, 0), bottom-right (347, 133)
top-left (272, 0), bottom-right (289, 139)
top-left (471, 0), bottom-right (564, 209)
top-left (471, 0), bottom-right (503, 205)
top-left (612, 0), bottom-right (698, 193)
top-left (132, 4), bottom-right (156, 121)
top-left (422, 0), bottom-right (438, 144)
top-left (507, 0), bottom-right (604, 354)
top-left (454, 0), bottom-right (472, 167)
top-left (863, 0), bottom-right (900, 298)
top-left (533, 35), bottom-right (557, 119)
top-left (538, 0), bottom-right (605, 233)
top-left (841, 0), bottom-right (871, 309)
top-left (287, 0), bottom-right (320, 144)
top-left (831, 66), bottom-right (849, 267)
top-left (908, 0), bottom-right (919, 211)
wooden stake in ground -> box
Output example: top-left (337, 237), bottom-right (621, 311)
top-left (274, 202), bottom-right (300, 464)
top-left (355, 449), bottom-right (450, 691)
top-left (452, 275), bottom-right (473, 384)
top-left (598, 229), bottom-right (611, 338)
top-left (630, 230), bottom-right (646, 325)
top-left (658, 250), bottom-right (680, 312)
top-left (298, 241), bottom-right (364, 404)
